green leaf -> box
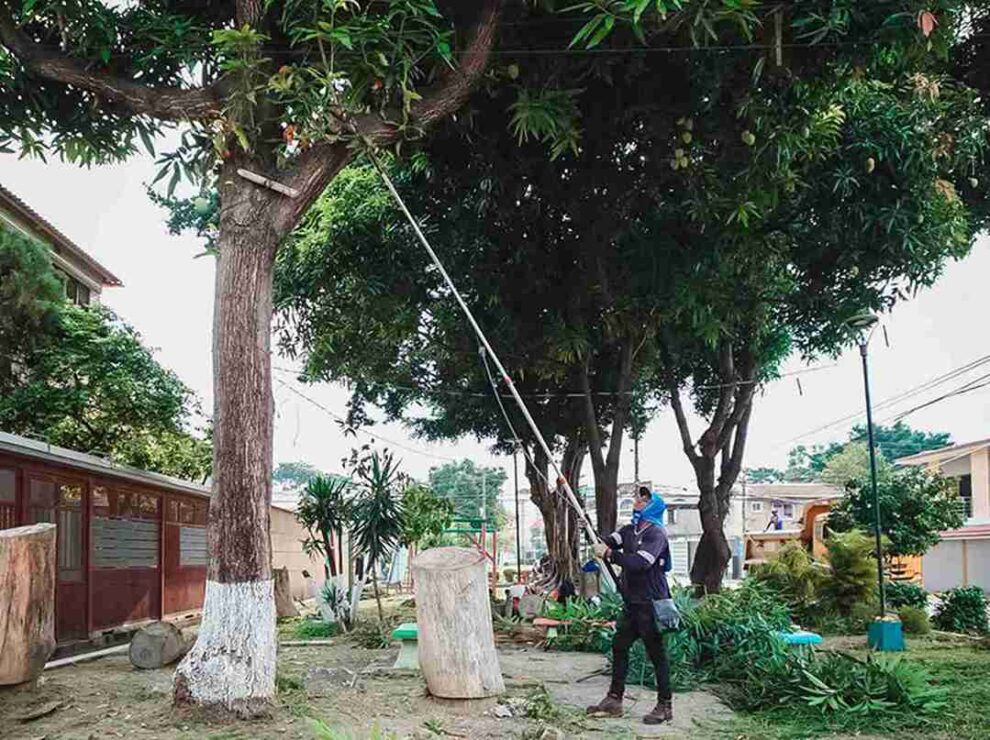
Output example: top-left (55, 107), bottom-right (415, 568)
top-left (167, 165), bottom-right (181, 197)
top-left (137, 126), bottom-right (156, 157)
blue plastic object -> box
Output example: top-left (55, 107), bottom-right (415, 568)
top-left (582, 560), bottom-right (600, 572)
top-left (867, 619), bottom-right (905, 652)
top-left (777, 630), bottom-right (823, 647)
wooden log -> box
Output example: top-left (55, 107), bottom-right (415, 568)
top-left (411, 547), bottom-right (505, 699)
top-left (129, 621), bottom-right (188, 669)
top-left (0, 524), bottom-right (56, 685)
top-left (274, 567), bottom-right (299, 618)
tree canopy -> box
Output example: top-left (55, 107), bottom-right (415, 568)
top-left (830, 465), bottom-right (965, 557)
top-left (0, 227), bottom-right (62, 388)
top-left (0, 229), bottom-right (211, 480)
top-left (771, 422), bottom-right (953, 482)
top-left (0, 300), bottom-right (212, 481)
top-left (427, 459), bottom-right (507, 527)
top-left (273, 2), bottom-right (990, 591)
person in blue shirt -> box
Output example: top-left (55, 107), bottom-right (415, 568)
top-left (586, 486), bottom-right (673, 725)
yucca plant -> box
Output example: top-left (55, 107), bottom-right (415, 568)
top-left (351, 449), bottom-right (405, 625)
top-left (297, 475), bottom-right (352, 580)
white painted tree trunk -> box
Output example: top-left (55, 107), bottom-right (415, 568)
top-left (412, 547), bottom-right (504, 699)
top-left (172, 580), bottom-right (277, 717)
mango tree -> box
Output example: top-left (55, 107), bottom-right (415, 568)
top-left (1, 0), bottom-right (499, 715)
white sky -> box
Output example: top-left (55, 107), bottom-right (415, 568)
top-left (4, 151), bottom-right (990, 495)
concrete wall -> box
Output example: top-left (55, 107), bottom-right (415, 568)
top-left (270, 506), bottom-right (329, 600)
top-left (971, 449), bottom-right (990, 519)
top-left (923, 538), bottom-right (990, 592)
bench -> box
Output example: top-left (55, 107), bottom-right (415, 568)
top-left (391, 622), bottom-right (419, 670)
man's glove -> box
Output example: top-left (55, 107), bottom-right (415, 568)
top-left (593, 542), bottom-right (610, 560)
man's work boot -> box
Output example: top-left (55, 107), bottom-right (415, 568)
top-left (586, 693), bottom-right (624, 718)
top-left (643, 698), bottom-right (673, 725)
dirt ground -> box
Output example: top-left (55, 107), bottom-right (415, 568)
top-left (0, 637), bottom-right (734, 739)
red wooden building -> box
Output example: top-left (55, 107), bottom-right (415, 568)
top-left (2, 431), bottom-right (220, 644)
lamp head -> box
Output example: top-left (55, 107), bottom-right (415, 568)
top-left (846, 310), bottom-right (879, 332)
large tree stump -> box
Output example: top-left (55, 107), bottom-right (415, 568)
top-left (129, 622), bottom-right (188, 669)
top-left (0, 524), bottom-right (56, 685)
top-left (411, 547), bottom-right (504, 699)
top-left (274, 567), bottom-right (298, 618)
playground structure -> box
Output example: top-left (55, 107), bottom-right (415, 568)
top-left (444, 516), bottom-right (499, 587)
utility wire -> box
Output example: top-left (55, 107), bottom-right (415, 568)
top-left (273, 376), bottom-right (459, 463)
top-left (778, 353), bottom-right (990, 447)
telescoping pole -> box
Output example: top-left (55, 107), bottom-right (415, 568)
top-left (365, 150), bottom-right (618, 591)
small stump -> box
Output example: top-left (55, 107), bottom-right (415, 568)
top-left (412, 547), bottom-right (505, 699)
top-left (129, 621), bottom-right (188, 669)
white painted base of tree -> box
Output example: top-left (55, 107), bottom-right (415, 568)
top-left (173, 579), bottom-right (277, 717)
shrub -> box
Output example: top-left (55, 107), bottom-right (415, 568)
top-left (615, 583), bottom-right (945, 729)
top-left (898, 606), bottom-right (931, 635)
top-left (294, 618), bottom-right (339, 640)
top-left (749, 544), bottom-right (827, 621)
top-left (543, 592), bottom-right (623, 652)
top-left (933, 587), bottom-right (989, 635)
top-left (822, 530), bottom-right (877, 615)
top-left (886, 581), bottom-right (929, 609)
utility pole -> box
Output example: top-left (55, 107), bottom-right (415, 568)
top-left (514, 448), bottom-right (522, 580)
top-left (634, 436), bottom-right (640, 483)
top-left (847, 311), bottom-right (887, 621)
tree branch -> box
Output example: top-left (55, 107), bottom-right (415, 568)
top-left (706, 341), bottom-right (736, 438)
top-left (580, 356), bottom-right (607, 480)
top-left (669, 382), bottom-right (699, 462)
top-left (604, 341), bottom-right (634, 478)
top-left (0, 11), bottom-right (221, 121)
top-left (275, 0), bottom-right (502, 235)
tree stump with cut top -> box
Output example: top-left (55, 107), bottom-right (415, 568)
top-left (129, 621), bottom-right (188, 669)
top-left (0, 524), bottom-right (56, 685)
top-left (274, 566), bottom-right (298, 618)
top-left (411, 547), bottom-right (504, 699)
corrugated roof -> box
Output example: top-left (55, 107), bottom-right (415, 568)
top-left (0, 182), bottom-right (122, 287)
top-left (0, 430), bottom-right (209, 498)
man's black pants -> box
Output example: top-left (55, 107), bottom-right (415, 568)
top-left (609, 602), bottom-right (672, 700)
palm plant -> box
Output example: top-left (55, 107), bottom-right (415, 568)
top-left (297, 475), bottom-right (352, 580)
top-left (351, 450), bottom-right (405, 624)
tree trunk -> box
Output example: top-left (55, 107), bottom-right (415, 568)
top-left (411, 547), bottom-right (504, 699)
top-left (689, 470), bottom-right (732, 594)
top-left (669, 341), bottom-right (757, 595)
top-left (274, 566), bottom-right (299, 618)
top-left (372, 567), bottom-right (384, 624)
top-left (0, 523), bottom-right (56, 685)
top-left (174, 162), bottom-right (279, 717)
top-left (526, 443), bottom-right (583, 592)
top-left (581, 344), bottom-right (634, 536)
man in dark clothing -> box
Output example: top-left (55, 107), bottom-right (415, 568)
top-left (587, 486), bottom-right (673, 725)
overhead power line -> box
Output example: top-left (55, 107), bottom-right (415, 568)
top-left (273, 376), bottom-right (459, 463)
top-left (779, 353), bottom-right (990, 447)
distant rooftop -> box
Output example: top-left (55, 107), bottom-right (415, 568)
top-left (896, 437), bottom-right (990, 466)
top-left (0, 182), bottom-right (121, 287)
top-left (0, 430), bottom-right (208, 498)
top-left (744, 482), bottom-right (842, 501)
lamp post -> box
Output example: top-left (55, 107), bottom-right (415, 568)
top-left (847, 311), bottom-right (887, 621)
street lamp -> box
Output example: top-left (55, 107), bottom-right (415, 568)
top-left (847, 311), bottom-right (898, 648)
